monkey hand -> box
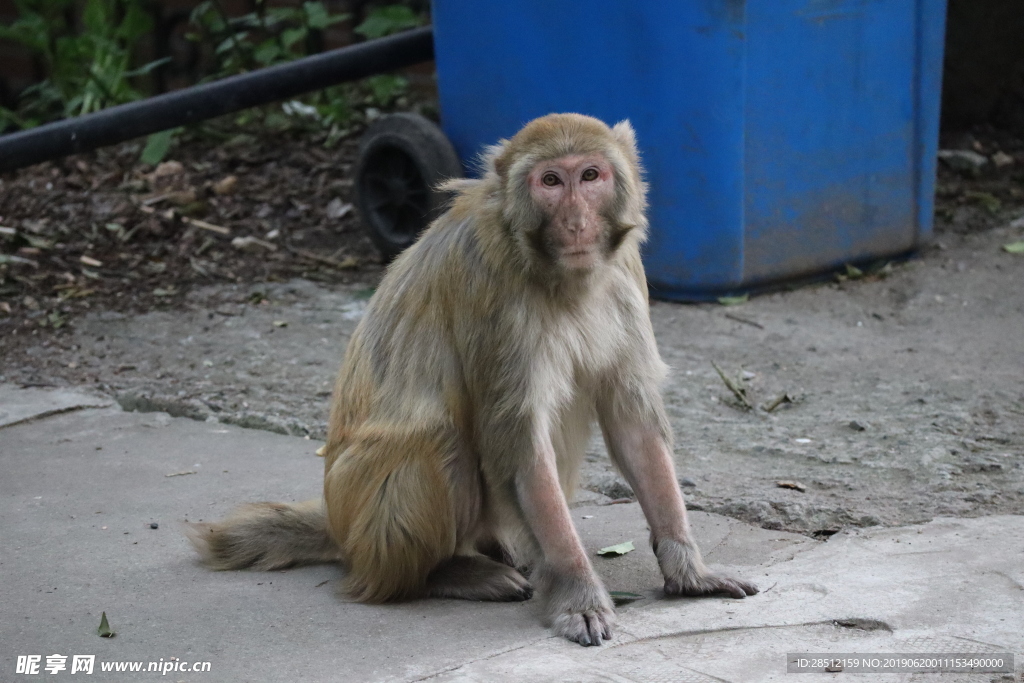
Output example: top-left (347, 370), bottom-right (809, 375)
top-left (535, 567), bottom-right (616, 646)
top-left (656, 538), bottom-right (759, 599)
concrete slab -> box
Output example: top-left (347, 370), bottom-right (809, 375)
top-left (1, 387), bottom-right (1021, 682)
top-left (0, 382), bottom-right (111, 428)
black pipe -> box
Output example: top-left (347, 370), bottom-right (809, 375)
top-left (0, 26), bottom-right (434, 174)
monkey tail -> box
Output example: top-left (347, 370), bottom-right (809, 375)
top-left (185, 499), bottom-right (339, 571)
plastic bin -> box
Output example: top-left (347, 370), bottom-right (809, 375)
top-left (431, 1), bottom-right (947, 300)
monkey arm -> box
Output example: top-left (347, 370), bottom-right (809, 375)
top-left (515, 433), bottom-right (615, 646)
top-left (599, 413), bottom-right (759, 600)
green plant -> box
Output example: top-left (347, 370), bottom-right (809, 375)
top-left (0, 0), bottom-right (168, 130)
top-left (186, 2), bottom-right (425, 140)
top-left (353, 4), bottom-right (427, 108)
top-left (187, 0), bottom-right (350, 75)
top-left (353, 4), bottom-right (421, 40)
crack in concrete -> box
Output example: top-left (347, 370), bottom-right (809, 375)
top-left (0, 402), bottom-right (111, 430)
top-left (615, 619), bottom-right (873, 646)
top-left (404, 636), bottom-right (555, 682)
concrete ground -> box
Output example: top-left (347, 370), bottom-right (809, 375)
top-left (1, 386), bottom-right (1021, 682)
top-left (3, 217), bottom-right (1023, 539)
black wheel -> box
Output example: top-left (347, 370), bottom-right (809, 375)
top-left (355, 113), bottom-right (463, 259)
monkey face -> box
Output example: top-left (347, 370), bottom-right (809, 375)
top-left (526, 154), bottom-right (618, 271)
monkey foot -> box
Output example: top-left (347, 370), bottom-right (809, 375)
top-left (426, 555), bottom-right (533, 602)
top-left (552, 608), bottom-right (614, 647)
top-left (664, 572), bottom-right (759, 600)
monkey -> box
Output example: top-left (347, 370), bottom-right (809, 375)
top-left (186, 113), bottom-right (758, 646)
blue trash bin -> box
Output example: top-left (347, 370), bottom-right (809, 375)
top-left (431, 0), bottom-right (947, 300)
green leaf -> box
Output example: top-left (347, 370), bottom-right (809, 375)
top-left (281, 27), bottom-right (307, 49)
top-left (608, 591), bottom-right (644, 606)
top-left (365, 74), bottom-right (407, 105)
top-left (303, 2), bottom-right (330, 29)
top-left (216, 33), bottom-right (249, 55)
top-left (116, 3), bottom-right (153, 41)
top-left (97, 611), bottom-right (115, 638)
top-left (125, 56), bottom-right (172, 78)
top-left (1002, 241), bottom-right (1024, 254)
top-left (845, 263), bottom-right (863, 278)
top-left (253, 41), bottom-right (282, 65)
top-left (597, 541), bottom-right (635, 557)
top-left (717, 293), bottom-right (749, 306)
top-left (141, 129), bottom-right (175, 165)
top-left (82, 0), bottom-right (108, 36)
top-left (354, 5), bottom-right (421, 39)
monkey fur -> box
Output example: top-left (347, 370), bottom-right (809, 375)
top-left (186, 113), bottom-right (757, 646)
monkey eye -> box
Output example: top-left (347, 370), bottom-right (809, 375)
top-left (542, 173), bottom-right (561, 187)
top-left (581, 168), bottom-right (599, 181)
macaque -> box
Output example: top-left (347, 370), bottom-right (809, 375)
top-left (187, 113), bottom-right (757, 645)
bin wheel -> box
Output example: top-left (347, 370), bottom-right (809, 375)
top-left (355, 113), bottom-right (463, 259)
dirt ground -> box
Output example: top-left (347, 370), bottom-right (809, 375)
top-left (2, 124), bottom-right (1023, 537)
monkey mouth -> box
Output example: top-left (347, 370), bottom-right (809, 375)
top-left (559, 247), bottom-right (599, 268)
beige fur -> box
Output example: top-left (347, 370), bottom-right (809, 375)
top-left (186, 114), bottom-right (756, 645)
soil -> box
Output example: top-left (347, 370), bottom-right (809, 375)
top-left (2, 122), bottom-right (1023, 538)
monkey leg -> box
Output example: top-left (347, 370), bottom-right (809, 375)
top-left (516, 442), bottom-right (615, 646)
top-left (602, 420), bottom-right (758, 599)
top-left (426, 555), bottom-right (533, 601)
top-left (324, 428), bottom-right (464, 603)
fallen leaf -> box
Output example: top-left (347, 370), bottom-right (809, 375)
top-left (213, 175), bottom-right (238, 195)
top-left (152, 159), bottom-right (184, 178)
top-left (97, 612), bottom-right (115, 638)
top-left (776, 480), bottom-right (807, 492)
top-left (336, 256), bottom-right (359, 269)
top-left (141, 131), bottom-right (175, 166)
top-left (597, 541), bottom-right (635, 557)
top-left (761, 393), bottom-right (794, 412)
top-left (608, 591), bottom-right (644, 606)
top-left (326, 198), bottom-right (354, 220)
top-left (1002, 241), bottom-right (1024, 254)
top-left (273, 320), bottom-right (288, 328)
top-left (717, 294), bottom-right (749, 306)
top-left (964, 190), bottom-right (1000, 214)
top-left (992, 151), bottom-right (1014, 168)
top-left (315, 445), bottom-right (326, 457)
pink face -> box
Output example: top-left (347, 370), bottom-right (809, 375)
top-left (527, 154), bottom-right (617, 270)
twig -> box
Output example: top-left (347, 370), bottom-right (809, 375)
top-left (288, 246), bottom-right (358, 270)
top-left (724, 312), bottom-right (764, 329)
top-left (182, 216), bottom-right (231, 235)
top-left (136, 204), bottom-right (231, 235)
top-left (711, 361), bottom-right (755, 410)
top-left (140, 192), bottom-right (174, 206)
top-left (0, 254), bottom-right (38, 268)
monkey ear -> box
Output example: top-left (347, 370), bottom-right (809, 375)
top-left (612, 121), bottom-right (639, 157)
top-left (488, 141), bottom-right (512, 179)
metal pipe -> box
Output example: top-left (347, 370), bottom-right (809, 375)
top-left (0, 26), bottom-right (434, 174)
